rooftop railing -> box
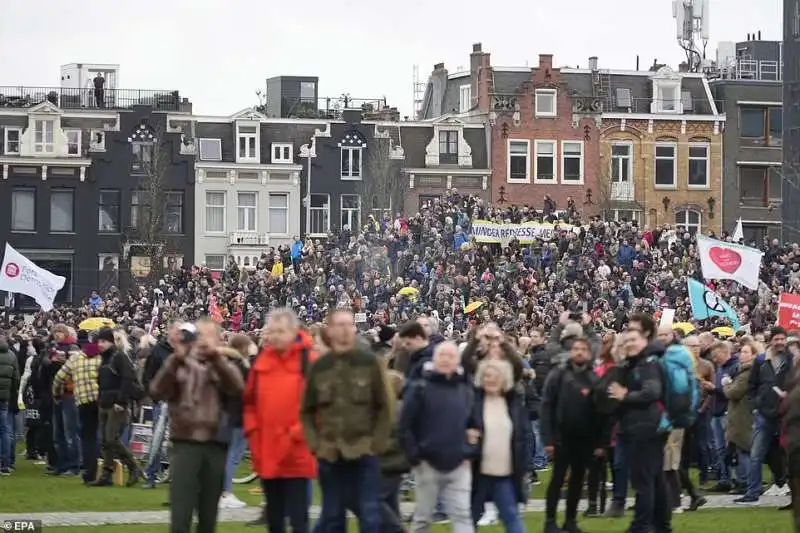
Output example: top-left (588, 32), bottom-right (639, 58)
top-left (707, 59), bottom-right (783, 81)
top-left (0, 87), bottom-right (182, 111)
top-left (285, 96), bottom-right (391, 120)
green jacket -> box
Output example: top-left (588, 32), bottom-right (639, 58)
top-left (380, 399), bottom-right (410, 475)
top-left (0, 347), bottom-right (20, 403)
top-left (301, 347), bottom-right (392, 462)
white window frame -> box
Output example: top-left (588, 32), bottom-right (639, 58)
top-left (341, 146), bottom-right (362, 180)
top-left (654, 141), bottom-right (678, 189)
top-left (459, 85), bottom-right (471, 113)
top-left (340, 194), bottom-right (361, 231)
top-left (654, 82), bottom-right (681, 113)
top-left (3, 127), bottom-right (21, 155)
top-left (34, 119), bottom-right (55, 154)
top-left (204, 254), bottom-right (226, 271)
top-left (204, 191), bottom-right (226, 234)
top-left (560, 141), bottom-right (584, 184)
top-left (533, 140), bottom-right (558, 183)
top-left (198, 138), bottom-right (222, 161)
top-left (610, 141), bottom-right (633, 183)
top-left (687, 142), bottom-right (711, 189)
top-left (268, 193), bottom-right (289, 234)
top-left (507, 139), bottom-right (530, 183)
top-left (271, 143), bottom-right (293, 164)
top-left (676, 209), bottom-right (702, 234)
top-left (236, 122), bottom-right (259, 163)
top-left (65, 129), bottom-right (81, 157)
top-left (237, 191), bottom-right (257, 232)
top-left (534, 89), bottom-right (557, 117)
top-left (309, 193), bottom-right (331, 235)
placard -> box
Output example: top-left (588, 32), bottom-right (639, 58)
top-left (354, 312), bottom-right (367, 323)
top-left (659, 308), bottom-right (676, 328)
top-left (778, 293), bottom-right (800, 330)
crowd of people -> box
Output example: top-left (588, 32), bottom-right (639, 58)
top-left (0, 191), bottom-right (799, 533)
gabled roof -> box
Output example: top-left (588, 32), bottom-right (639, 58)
top-left (230, 107), bottom-right (267, 121)
top-left (27, 101), bottom-right (63, 115)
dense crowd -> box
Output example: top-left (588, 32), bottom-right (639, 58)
top-left (2, 191), bottom-right (800, 533)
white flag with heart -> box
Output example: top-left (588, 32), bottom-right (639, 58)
top-left (697, 234), bottom-right (763, 290)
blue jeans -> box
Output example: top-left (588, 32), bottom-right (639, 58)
top-left (223, 428), bottom-right (247, 493)
top-left (471, 476), bottom-right (525, 533)
top-left (0, 401), bottom-right (10, 469)
top-left (710, 415), bottom-right (730, 484)
top-left (317, 455), bottom-right (381, 533)
top-left (7, 408), bottom-right (17, 468)
top-left (746, 414), bottom-right (779, 499)
top-left (146, 402), bottom-right (168, 483)
top-left (736, 447), bottom-right (751, 486)
top-left (53, 397), bottom-right (81, 473)
top-left (612, 439), bottom-right (629, 505)
top-left (532, 419), bottom-right (548, 469)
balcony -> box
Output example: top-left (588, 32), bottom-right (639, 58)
top-left (229, 231), bottom-right (270, 247)
top-left (610, 180), bottom-right (635, 201)
top-left (0, 87), bottom-right (183, 111)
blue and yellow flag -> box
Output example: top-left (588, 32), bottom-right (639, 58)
top-left (687, 278), bottom-right (741, 331)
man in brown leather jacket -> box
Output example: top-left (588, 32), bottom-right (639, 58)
top-left (150, 320), bottom-right (245, 533)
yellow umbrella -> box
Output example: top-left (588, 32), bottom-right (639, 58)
top-left (398, 287), bottom-right (419, 297)
top-left (464, 301), bottom-right (483, 314)
top-left (672, 322), bottom-right (696, 334)
top-left (78, 317), bottom-right (116, 332)
top-left (712, 326), bottom-right (736, 338)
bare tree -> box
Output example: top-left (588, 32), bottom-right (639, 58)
top-left (591, 176), bottom-right (614, 220)
top-left (359, 136), bottom-right (405, 226)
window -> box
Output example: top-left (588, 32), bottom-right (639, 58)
top-left (654, 142), bottom-right (677, 188)
top-left (164, 192), bottom-right (183, 234)
top-left (205, 191), bottom-right (226, 233)
top-left (50, 189), bottom-right (73, 233)
top-left (237, 124), bottom-right (259, 161)
top-left (507, 140), bottom-right (530, 182)
top-left (739, 106), bottom-right (781, 144)
top-left (602, 209), bottom-right (642, 224)
top-left (535, 89), bottom-right (556, 117)
top-left (205, 255), bottom-right (226, 271)
top-left (341, 147), bottom-right (362, 179)
top-left (11, 188), bottom-right (35, 231)
top-left (130, 191), bottom-right (148, 228)
top-left (271, 143), bottom-right (293, 164)
top-left (310, 194), bottom-right (330, 235)
top-left (4, 128), bottom-right (20, 155)
top-left (769, 107), bottom-right (782, 145)
top-left (438, 131), bottom-right (458, 165)
top-left (98, 189), bottom-right (120, 232)
top-left (459, 85), bottom-right (471, 113)
top-left (611, 143), bottom-right (632, 183)
top-left (34, 119), bottom-right (54, 153)
top-left (739, 166), bottom-right (782, 207)
top-left (688, 143), bottom-right (710, 188)
top-left (534, 140), bottom-right (557, 182)
top-left (237, 192), bottom-right (257, 232)
top-left (198, 138), bottom-right (222, 161)
top-left (675, 209), bottom-right (702, 235)
top-left (658, 86), bottom-right (677, 112)
top-left (131, 142), bottom-right (153, 173)
top-left (794, 0), bottom-right (800, 38)
top-left (561, 141), bottom-right (584, 183)
top-left (300, 81), bottom-right (316, 101)
top-left (268, 193), bottom-right (289, 234)
top-left (65, 130), bottom-right (81, 156)
top-left (341, 194), bottom-right (360, 231)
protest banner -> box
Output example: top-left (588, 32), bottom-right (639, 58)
top-left (470, 220), bottom-right (578, 244)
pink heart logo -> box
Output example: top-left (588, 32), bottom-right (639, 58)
top-left (709, 247), bottom-right (742, 274)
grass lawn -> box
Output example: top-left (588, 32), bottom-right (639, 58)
top-left (39, 510), bottom-right (792, 533)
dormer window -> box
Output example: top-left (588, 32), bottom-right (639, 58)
top-left (34, 119), bottom-right (55, 153)
top-left (339, 131), bottom-right (366, 181)
top-left (651, 66), bottom-right (682, 114)
top-left (236, 123), bottom-right (259, 162)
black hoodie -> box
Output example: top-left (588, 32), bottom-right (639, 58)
top-left (616, 341), bottom-right (665, 440)
top-left (142, 339), bottom-right (173, 396)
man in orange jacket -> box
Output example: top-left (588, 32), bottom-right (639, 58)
top-left (244, 308), bottom-right (318, 533)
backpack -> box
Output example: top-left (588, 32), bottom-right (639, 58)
top-left (655, 345), bottom-right (700, 429)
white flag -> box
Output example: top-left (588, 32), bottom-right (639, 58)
top-left (697, 234), bottom-right (762, 290)
top-left (0, 244), bottom-right (65, 311)
top-left (732, 218), bottom-right (744, 242)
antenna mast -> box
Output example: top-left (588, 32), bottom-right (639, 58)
top-left (413, 64), bottom-right (426, 120)
top-left (673, 0), bottom-right (710, 72)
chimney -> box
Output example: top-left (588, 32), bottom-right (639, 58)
top-left (678, 61), bottom-right (690, 72)
top-left (470, 43), bottom-right (491, 112)
top-left (429, 63), bottom-right (449, 117)
top-left (758, 30), bottom-right (762, 40)
top-left (433, 62), bottom-right (445, 70)
top-left (588, 56), bottom-right (598, 71)
top-left (472, 42), bottom-right (482, 53)
top-left (539, 54), bottom-right (553, 70)
top-left (747, 33), bottom-right (751, 40)
top-left (636, 55), bottom-right (640, 70)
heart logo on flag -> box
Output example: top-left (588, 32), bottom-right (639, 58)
top-left (709, 247), bottom-right (742, 274)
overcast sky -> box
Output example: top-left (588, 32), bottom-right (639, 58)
top-left (0, 0), bottom-right (783, 118)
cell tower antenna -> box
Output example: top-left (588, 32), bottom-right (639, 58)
top-left (672, 0), bottom-right (710, 72)
top-left (413, 64), bottom-right (427, 120)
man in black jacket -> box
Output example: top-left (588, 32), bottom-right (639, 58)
top-left (91, 327), bottom-right (142, 487)
top-left (541, 336), bottom-right (609, 533)
top-left (609, 314), bottom-right (671, 533)
top-left (528, 328), bottom-right (550, 471)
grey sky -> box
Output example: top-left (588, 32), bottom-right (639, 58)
top-left (0, 0), bottom-right (783, 118)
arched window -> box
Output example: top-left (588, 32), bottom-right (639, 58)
top-left (129, 124), bottom-right (156, 174)
top-left (675, 209), bottom-right (702, 235)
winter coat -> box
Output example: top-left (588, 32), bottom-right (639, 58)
top-left (0, 346), bottom-right (20, 403)
top-left (244, 331), bottom-right (317, 479)
top-left (723, 361), bottom-right (753, 451)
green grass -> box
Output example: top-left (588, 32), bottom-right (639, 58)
top-left (39, 510), bottom-right (793, 533)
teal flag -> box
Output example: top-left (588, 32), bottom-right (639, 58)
top-left (687, 278), bottom-right (742, 330)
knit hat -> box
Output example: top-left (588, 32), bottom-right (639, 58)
top-left (95, 327), bottom-right (115, 343)
top-left (560, 322), bottom-right (584, 341)
top-left (378, 325), bottom-right (396, 344)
